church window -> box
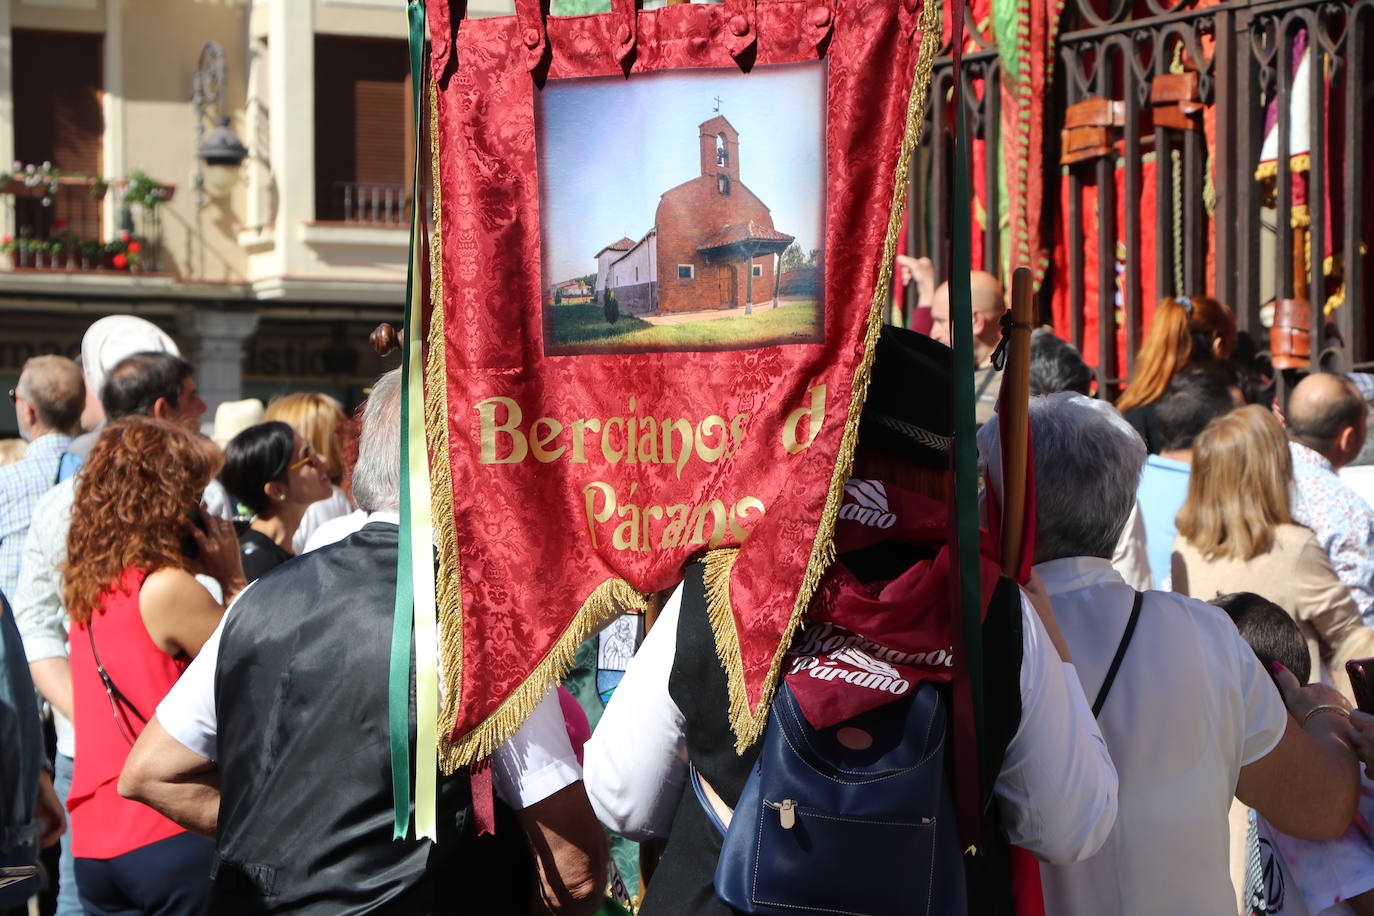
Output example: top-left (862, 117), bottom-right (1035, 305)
top-left (752, 264), bottom-right (763, 277)
top-left (716, 134), bottom-right (728, 167)
top-left (677, 264), bottom-right (694, 280)
top-left (718, 175), bottom-right (730, 195)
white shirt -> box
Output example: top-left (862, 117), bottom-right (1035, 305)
top-left (1339, 465), bottom-right (1374, 523)
top-left (291, 485), bottom-right (355, 554)
top-left (301, 508), bottom-right (369, 553)
top-left (1110, 501), bottom-right (1153, 591)
top-left (1035, 556), bottom-right (1288, 915)
top-left (583, 580), bottom-right (1119, 867)
top-left (156, 514), bottom-right (581, 810)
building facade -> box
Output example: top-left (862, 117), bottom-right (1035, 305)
top-left (591, 115), bottom-right (793, 319)
top-left (0, 0), bottom-right (510, 438)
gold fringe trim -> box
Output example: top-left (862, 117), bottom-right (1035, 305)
top-left (425, 81), bottom-right (648, 769)
top-left (1254, 153), bottom-right (1312, 182)
top-left (424, 81), bottom-right (468, 773)
top-left (446, 578), bottom-right (644, 766)
top-left (702, 0), bottom-right (947, 753)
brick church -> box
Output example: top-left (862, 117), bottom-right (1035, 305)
top-left (593, 115), bottom-right (795, 317)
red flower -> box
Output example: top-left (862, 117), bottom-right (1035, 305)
top-left (127, 241), bottom-right (141, 254)
top-left (112, 253), bottom-right (128, 269)
top-left (119, 231), bottom-right (131, 243)
top-left (1, 235), bottom-right (10, 244)
top-left (53, 218), bottom-right (67, 229)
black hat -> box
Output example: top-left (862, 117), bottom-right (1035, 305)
top-left (857, 324), bottom-right (954, 469)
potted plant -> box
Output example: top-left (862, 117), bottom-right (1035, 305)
top-left (0, 161), bottom-right (61, 207)
top-left (78, 239), bottom-right (103, 271)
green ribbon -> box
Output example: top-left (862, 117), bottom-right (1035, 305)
top-left (389, 0), bottom-right (430, 841)
top-left (949, 61), bottom-right (985, 762)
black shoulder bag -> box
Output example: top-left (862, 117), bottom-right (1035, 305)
top-left (88, 620), bottom-right (148, 746)
top-left (1091, 590), bottom-right (1144, 718)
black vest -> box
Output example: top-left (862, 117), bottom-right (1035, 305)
top-left (209, 523), bottom-right (533, 915)
top-left (642, 550), bottom-right (1024, 916)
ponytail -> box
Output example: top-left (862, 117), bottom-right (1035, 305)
top-left (1117, 295), bottom-right (1236, 411)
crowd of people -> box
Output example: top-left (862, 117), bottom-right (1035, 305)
top-left (7, 278), bottom-right (1374, 915)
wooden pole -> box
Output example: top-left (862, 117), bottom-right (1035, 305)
top-left (1000, 267), bottom-right (1034, 576)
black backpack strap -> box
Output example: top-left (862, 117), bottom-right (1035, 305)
top-left (1091, 590), bottom-right (1143, 718)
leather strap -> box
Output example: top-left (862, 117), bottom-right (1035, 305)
top-left (88, 619), bottom-right (148, 746)
top-left (690, 763), bottom-right (733, 836)
top-left (1092, 590), bottom-right (1143, 718)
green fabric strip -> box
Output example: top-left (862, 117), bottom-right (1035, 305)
top-left (389, 0), bottom-right (429, 841)
top-left (406, 0), bottom-right (439, 837)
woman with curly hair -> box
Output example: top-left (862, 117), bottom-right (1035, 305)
top-left (63, 415), bottom-right (245, 916)
top-left (1117, 295), bottom-right (1238, 453)
top-left (266, 392), bottom-right (357, 551)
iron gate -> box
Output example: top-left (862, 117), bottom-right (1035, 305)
top-left (907, 0), bottom-right (1374, 391)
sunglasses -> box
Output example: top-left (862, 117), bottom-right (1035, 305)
top-left (285, 441), bottom-right (321, 472)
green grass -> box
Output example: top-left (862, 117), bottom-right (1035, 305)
top-left (548, 301), bottom-right (820, 351)
top-left (551, 0), bottom-right (610, 14)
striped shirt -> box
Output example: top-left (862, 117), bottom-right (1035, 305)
top-left (0, 433), bottom-right (71, 601)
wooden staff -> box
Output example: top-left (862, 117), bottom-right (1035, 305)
top-left (1000, 267), bottom-right (1035, 576)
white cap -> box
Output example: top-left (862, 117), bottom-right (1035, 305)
top-left (80, 315), bottom-right (180, 404)
top-left (212, 399), bottom-right (265, 448)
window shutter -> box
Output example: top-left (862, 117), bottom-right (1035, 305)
top-left (12, 30), bottom-right (104, 240)
top-left (315, 36), bottom-right (411, 224)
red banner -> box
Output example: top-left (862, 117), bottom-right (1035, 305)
top-left (423, 0), bottom-right (942, 765)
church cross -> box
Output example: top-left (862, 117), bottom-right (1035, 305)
top-left (713, 96), bottom-right (722, 113)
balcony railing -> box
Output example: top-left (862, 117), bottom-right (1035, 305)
top-left (1, 174), bottom-right (174, 274)
top-left (325, 181), bottom-right (411, 226)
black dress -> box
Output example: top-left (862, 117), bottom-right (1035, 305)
top-left (237, 528), bottom-right (292, 584)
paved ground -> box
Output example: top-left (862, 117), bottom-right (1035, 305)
top-left (639, 297), bottom-right (802, 326)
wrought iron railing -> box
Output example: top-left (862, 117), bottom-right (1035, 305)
top-left (909, 0), bottom-right (1373, 390)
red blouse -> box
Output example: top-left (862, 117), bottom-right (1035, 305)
top-left (68, 566), bottom-right (190, 859)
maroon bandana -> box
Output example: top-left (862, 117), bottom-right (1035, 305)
top-left (785, 479), bottom-right (1002, 729)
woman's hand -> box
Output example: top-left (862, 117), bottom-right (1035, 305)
top-left (1273, 661), bottom-right (1352, 725)
top-left (187, 505), bottom-right (247, 604)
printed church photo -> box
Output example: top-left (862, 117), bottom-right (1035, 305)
top-left (537, 62), bottom-right (826, 354)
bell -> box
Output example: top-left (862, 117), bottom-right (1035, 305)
top-left (1270, 298), bottom-right (1311, 370)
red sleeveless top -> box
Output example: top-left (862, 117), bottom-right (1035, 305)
top-left (68, 566), bottom-right (191, 859)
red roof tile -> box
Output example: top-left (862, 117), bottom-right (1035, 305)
top-left (697, 220), bottom-right (795, 251)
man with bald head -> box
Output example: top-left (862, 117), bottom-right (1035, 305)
top-left (929, 270), bottom-right (1007, 424)
top-left (1287, 372), bottom-right (1374, 624)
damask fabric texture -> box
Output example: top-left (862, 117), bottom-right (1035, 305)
top-left (425, 0), bottom-right (941, 764)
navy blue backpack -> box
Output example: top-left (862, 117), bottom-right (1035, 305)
top-left (695, 680), bottom-right (965, 915)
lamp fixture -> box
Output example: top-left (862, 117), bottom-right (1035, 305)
top-left (192, 41), bottom-right (248, 205)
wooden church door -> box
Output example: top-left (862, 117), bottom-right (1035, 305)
top-left (716, 264), bottom-right (737, 310)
